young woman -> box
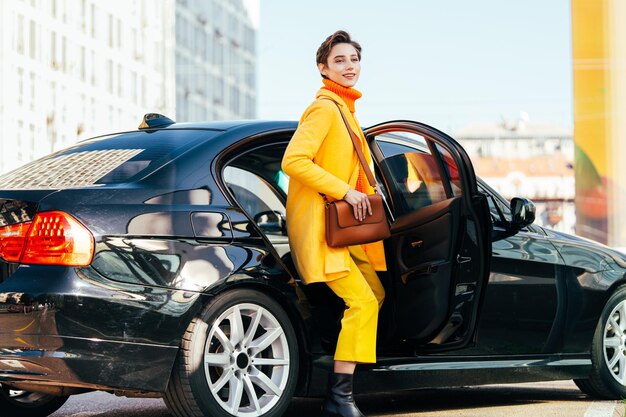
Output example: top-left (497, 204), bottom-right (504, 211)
top-left (281, 30), bottom-right (386, 417)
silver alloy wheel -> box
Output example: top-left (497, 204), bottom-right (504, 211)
top-left (204, 303), bottom-right (290, 417)
top-left (603, 299), bottom-right (626, 385)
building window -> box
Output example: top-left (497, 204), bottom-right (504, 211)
top-left (131, 71), bottom-right (137, 103)
top-left (245, 26), bottom-right (255, 54)
top-left (156, 40), bottom-right (163, 71)
top-left (230, 85), bottom-right (239, 114)
top-left (189, 22), bottom-right (196, 51)
top-left (246, 94), bottom-right (255, 118)
top-left (205, 28), bottom-right (213, 62)
top-left (29, 20), bottom-right (36, 59)
top-left (117, 64), bottom-right (123, 96)
top-left (61, 36), bottom-right (67, 72)
top-left (28, 124), bottom-right (35, 159)
top-left (90, 97), bottom-right (96, 127)
top-left (17, 121), bottom-right (24, 162)
top-left (230, 14), bottom-right (240, 46)
top-left (51, 81), bottom-right (56, 108)
top-left (228, 48), bottom-right (236, 79)
top-left (50, 32), bottom-right (57, 69)
top-left (107, 59), bottom-right (113, 93)
top-left (214, 34), bottom-right (223, 67)
top-left (214, 76), bottom-right (224, 104)
top-left (17, 68), bottom-right (24, 107)
top-left (17, 14), bottom-right (25, 54)
top-left (141, 76), bottom-right (147, 106)
top-left (108, 14), bottom-right (113, 47)
top-left (61, 0), bottom-right (68, 24)
top-left (132, 27), bottom-right (138, 59)
top-left (80, 46), bottom-right (86, 81)
top-left (90, 50), bottom-right (96, 85)
top-left (207, 72), bottom-right (214, 101)
top-left (81, 0), bottom-right (87, 32)
top-left (116, 18), bottom-right (122, 48)
top-left (29, 72), bottom-right (36, 111)
top-left (194, 26), bottom-right (202, 54)
top-left (245, 60), bottom-right (255, 89)
top-left (90, 3), bottom-right (96, 38)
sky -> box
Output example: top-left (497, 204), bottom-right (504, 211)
top-left (257, 1), bottom-right (573, 134)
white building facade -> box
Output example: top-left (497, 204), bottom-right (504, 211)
top-left (0, 0), bottom-right (176, 174)
top-left (454, 117), bottom-right (576, 233)
top-left (0, 0), bottom-right (258, 174)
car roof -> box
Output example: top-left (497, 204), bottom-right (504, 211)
top-left (84, 120), bottom-right (299, 143)
top-left (156, 119), bottom-right (298, 132)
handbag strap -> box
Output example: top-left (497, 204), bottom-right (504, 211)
top-left (321, 98), bottom-right (377, 189)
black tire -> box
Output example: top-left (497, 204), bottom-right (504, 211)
top-left (574, 285), bottom-right (626, 399)
top-left (164, 289), bottom-right (299, 417)
top-left (0, 384), bottom-right (69, 417)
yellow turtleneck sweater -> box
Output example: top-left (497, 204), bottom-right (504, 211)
top-left (321, 78), bottom-right (362, 113)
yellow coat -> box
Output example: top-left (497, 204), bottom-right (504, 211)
top-left (281, 88), bottom-right (387, 284)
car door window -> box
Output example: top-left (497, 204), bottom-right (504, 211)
top-left (224, 167), bottom-right (281, 214)
top-left (485, 191), bottom-right (508, 225)
top-left (435, 143), bottom-right (462, 197)
top-left (375, 132), bottom-right (450, 217)
top-left (221, 143), bottom-right (291, 257)
top-left (223, 166), bottom-right (286, 232)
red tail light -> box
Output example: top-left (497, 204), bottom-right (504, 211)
top-left (0, 222), bottom-right (31, 262)
top-left (0, 211), bottom-right (94, 266)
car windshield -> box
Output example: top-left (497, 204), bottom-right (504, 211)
top-left (0, 129), bottom-right (220, 189)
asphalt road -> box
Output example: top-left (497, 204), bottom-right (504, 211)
top-left (49, 380), bottom-right (625, 417)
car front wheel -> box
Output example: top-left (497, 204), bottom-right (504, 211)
top-left (575, 285), bottom-right (626, 399)
top-left (164, 288), bottom-right (299, 417)
top-left (0, 384), bottom-right (69, 417)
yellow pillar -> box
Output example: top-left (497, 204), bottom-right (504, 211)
top-left (572, 0), bottom-right (626, 247)
top-left (607, 0), bottom-right (626, 249)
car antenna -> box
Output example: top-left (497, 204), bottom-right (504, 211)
top-left (139, 113), bottom-right (175, 129)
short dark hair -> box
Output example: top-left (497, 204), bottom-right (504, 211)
top-left (316, 30), bottom-right (362, 69)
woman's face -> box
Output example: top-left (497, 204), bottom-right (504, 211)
top-left (318, 43), bottom-right (360, 88)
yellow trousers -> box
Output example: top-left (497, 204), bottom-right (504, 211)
top-left (326, 245), bottom-right (385, 363)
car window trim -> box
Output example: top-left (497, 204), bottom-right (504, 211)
top-left (215, 135), bottom-right (298, 278)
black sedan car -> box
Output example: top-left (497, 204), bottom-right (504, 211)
top-left (1, 114), bottom-right (625, 417)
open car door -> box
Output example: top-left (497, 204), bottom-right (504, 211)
top-left (365, 121), bottom-right (491, 352)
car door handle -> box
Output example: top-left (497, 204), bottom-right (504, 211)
top-left (457, 254), bottom-right (472, 264)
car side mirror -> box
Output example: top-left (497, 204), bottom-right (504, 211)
top-left (510, 197), bottom-right (535, 230)
top-left (254, 210), bottom-right (287, 235)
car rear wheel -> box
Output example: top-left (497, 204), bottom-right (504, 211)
top-left (164, 289), bottom-right (299, 417)
top-left (575, 285), bottom-right (626, 399)
top-left (0, 384), bottom-right (69, 417)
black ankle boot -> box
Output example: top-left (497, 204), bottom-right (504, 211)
top-left (321, 372), bottom-right (364, 417)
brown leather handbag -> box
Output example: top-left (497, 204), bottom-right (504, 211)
top-left (322, 100), bottom-right (391, 248)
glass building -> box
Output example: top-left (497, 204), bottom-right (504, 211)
top-left (175, 0), bottom-right (257, 121)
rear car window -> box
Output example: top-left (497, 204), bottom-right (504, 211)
top-left (0, 129), bottom-right (220, 189)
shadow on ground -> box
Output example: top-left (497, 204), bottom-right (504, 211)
top-left (50, 382), bottom-right (592, 416)
top-left (285, 382), bottom-right (590, 416)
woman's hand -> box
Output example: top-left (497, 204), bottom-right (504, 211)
top-left (343, 189), bottom-right (372, 221)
